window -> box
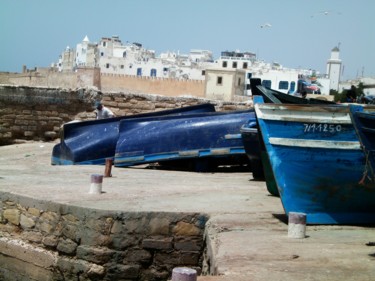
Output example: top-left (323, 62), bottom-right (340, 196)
top-left (262, 80), bottom-right (271, 88)
top-left (100, 52), bottom-right (104, 57)
top-left (137, 68), bottom-right (142, 76)
top-left (232, 62), bottom-right (237, 68)
top-left (106, 63), bottom-right (110, 69)
top-left (150, 69), bottom-right (157, 77)
top-left (243, 62), bottom-right (248, 69)
top-left (120, 65), bottom-right (124, 69)
top-left (278, 81), bottom-right (289, 90)
top-left (290, 82), bottom-right (296, 92)
top-left (222, 61), bottom-right (227, 68)
top-left (238, 78), bottom-right (241, 86)
top-left (247, 73), bottom-right (252, 79)
top-left (201, 70), bottom-right (205, 76)
top-left (217, 76), bottom-right (223, 85)
top-left (103, 42), bottom-right (107, 47)
top-left (123, 51), bottom-right (127, 58)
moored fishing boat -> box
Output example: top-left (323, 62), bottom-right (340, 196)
top-left (241, 84), bottom-right (334, 194)
top-left (255, 102), bottom-right (375, 224)
top-left (51, 103), bottom-right (216, 165)
top-left (350, 105), bottom-right (375, 181)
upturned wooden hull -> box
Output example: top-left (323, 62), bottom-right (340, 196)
top-left (51, 104), bottom-right (216, 165)
top-left (114, 110), bottom-right (255, 169)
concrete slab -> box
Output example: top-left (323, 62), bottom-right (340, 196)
top-left (1, 142), bottom-right (375, 281)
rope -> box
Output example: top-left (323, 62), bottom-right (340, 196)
top-left (359, 150), bottom-right (373, 185)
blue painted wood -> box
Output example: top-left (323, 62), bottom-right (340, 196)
top-left (114, 110), bottom-right (255, 169)
top-left (51, 104), bottom-right (216, 165)
top-left (350, 104), bottom-right (375, 182)
top-left (256, 103), bottom-right (375, 225)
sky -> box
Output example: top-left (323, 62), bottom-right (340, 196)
top-left (0, 0), bottom-right (374, 80)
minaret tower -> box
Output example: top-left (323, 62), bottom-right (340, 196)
top-left (326, 46), bottom-right (342, 91)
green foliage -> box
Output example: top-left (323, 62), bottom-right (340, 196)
top-left (331, 84), bottom-right (365, 103)
top-left (330, 89), bottom-right (345, 102)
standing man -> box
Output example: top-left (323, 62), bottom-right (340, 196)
top-left (95, 101), bottom-right (114, 119)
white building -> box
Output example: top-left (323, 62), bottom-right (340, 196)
top-left (56, 35), bottom-right (332, 96)
top-left (75, 35), bottom-right (97, 68)
top-left (205, 68), bottom-right (246, 101)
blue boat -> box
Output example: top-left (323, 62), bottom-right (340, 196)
top-left (350, 105), bottom-right (375, 182)
top-left (241, 83), bottom-right (334, 192)
top-left (51, 103), bottom-right (216, 165)
top-left (255, 103), bottom-right (375, 224)
top-left (114, 110), bottom-right (255, 171)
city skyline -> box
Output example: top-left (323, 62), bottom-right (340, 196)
top-left (1, 0), bottom-right (374, 80)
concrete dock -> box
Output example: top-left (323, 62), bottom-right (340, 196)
top-left (1, 142), bottom-right (375, 281)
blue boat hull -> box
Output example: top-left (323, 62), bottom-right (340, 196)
top-left (114, 110), bottom-right (255, 169)
top-left (256, 103), bottom-right (375, 224)
top-left (240, 121), bottom-right (265, 179)
top-left (350, 105), bottom-right (375, 181)
top-left (51, 104), bottom-right (216, 165)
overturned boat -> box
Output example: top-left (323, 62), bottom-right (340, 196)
top-left (51, 103), bottom-right (216, 165)
top-left (114, 110), bottom-right (255, 171)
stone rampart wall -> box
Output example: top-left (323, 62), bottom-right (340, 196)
top-left (0, 193), bottom-right (208, 280)
top-left (0, 68), bottom-right (101, 90)
top-left (100, 74), bottom-right (205, 97)
top-left (0, 85), bottom-right (251, 145)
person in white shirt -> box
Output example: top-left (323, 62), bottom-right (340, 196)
top-left (95, 101), bottom-right (114, 119)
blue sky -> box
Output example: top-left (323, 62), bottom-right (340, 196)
top-left (1, 0), bottom-right (374, 80)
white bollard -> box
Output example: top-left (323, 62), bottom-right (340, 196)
top-left (171, 267), bottom-right (197, 281)
top-left (288, 212), bottom-right (306, 239)
top-left (89, 174), bottom-right (103, 194)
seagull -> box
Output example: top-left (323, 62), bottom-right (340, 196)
top-left (260, 23), bottom-right (272, 28)
top-left (311, 10), bottom-right (342, 17)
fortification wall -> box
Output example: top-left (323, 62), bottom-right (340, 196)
top-left (0, 68), bottom-right (101, 90)
top-left (0, 85), bottom-right (251, 145)
top-left (100, 74), bottom-right (205, 98)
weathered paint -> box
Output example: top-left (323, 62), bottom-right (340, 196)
top-left (255, 103), bottom-right (375, 224)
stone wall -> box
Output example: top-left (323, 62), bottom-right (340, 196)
top-left (0, 193), bottom-right (208, 280)
top-left (100, 74), bottom-right (205, 98)
top-left (0, 85), bottom-right (251, 145)
top-left (0, 68), bottom-right (101, 90)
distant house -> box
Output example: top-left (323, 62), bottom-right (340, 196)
top-left (205, 68), bottom-right (246, 101)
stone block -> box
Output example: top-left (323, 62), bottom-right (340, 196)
top-left (22, 231), bottom-right (43, 243)
top-left (174, 237), bottom-right (203, 252)
top-left (76, 245), bottom-right (115, 264)
top-left (20, 214), bottom-right (36, 229)
top-left (173, 221), bottom-right (202, 236)
top-left (0, 237), bottom-right (57, 268)
top-left (154, 251), bottom-right (200, 266)
top-left (106, 264), bottom-right (140, 280)
top-left (110, 233), bottom-right (140, 250)
top-left (57, 238), bottom-right (77, 255)
top-left (123, 249), bottom-right (152, 263)
top-left (142, 237), bottom-right (173, 250)
top-left (27, 207), bottom-right (41, 217)
top-left (62, 223), bottom-right (79, 242)
top-left (42, 235), bottom-right (58, 248)
top-left (3, 209), bottom-right (21, 225)
top-left (80, 230), bottom-right (111, 247)
top-left (149, 217), bottom-right (170, 235)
